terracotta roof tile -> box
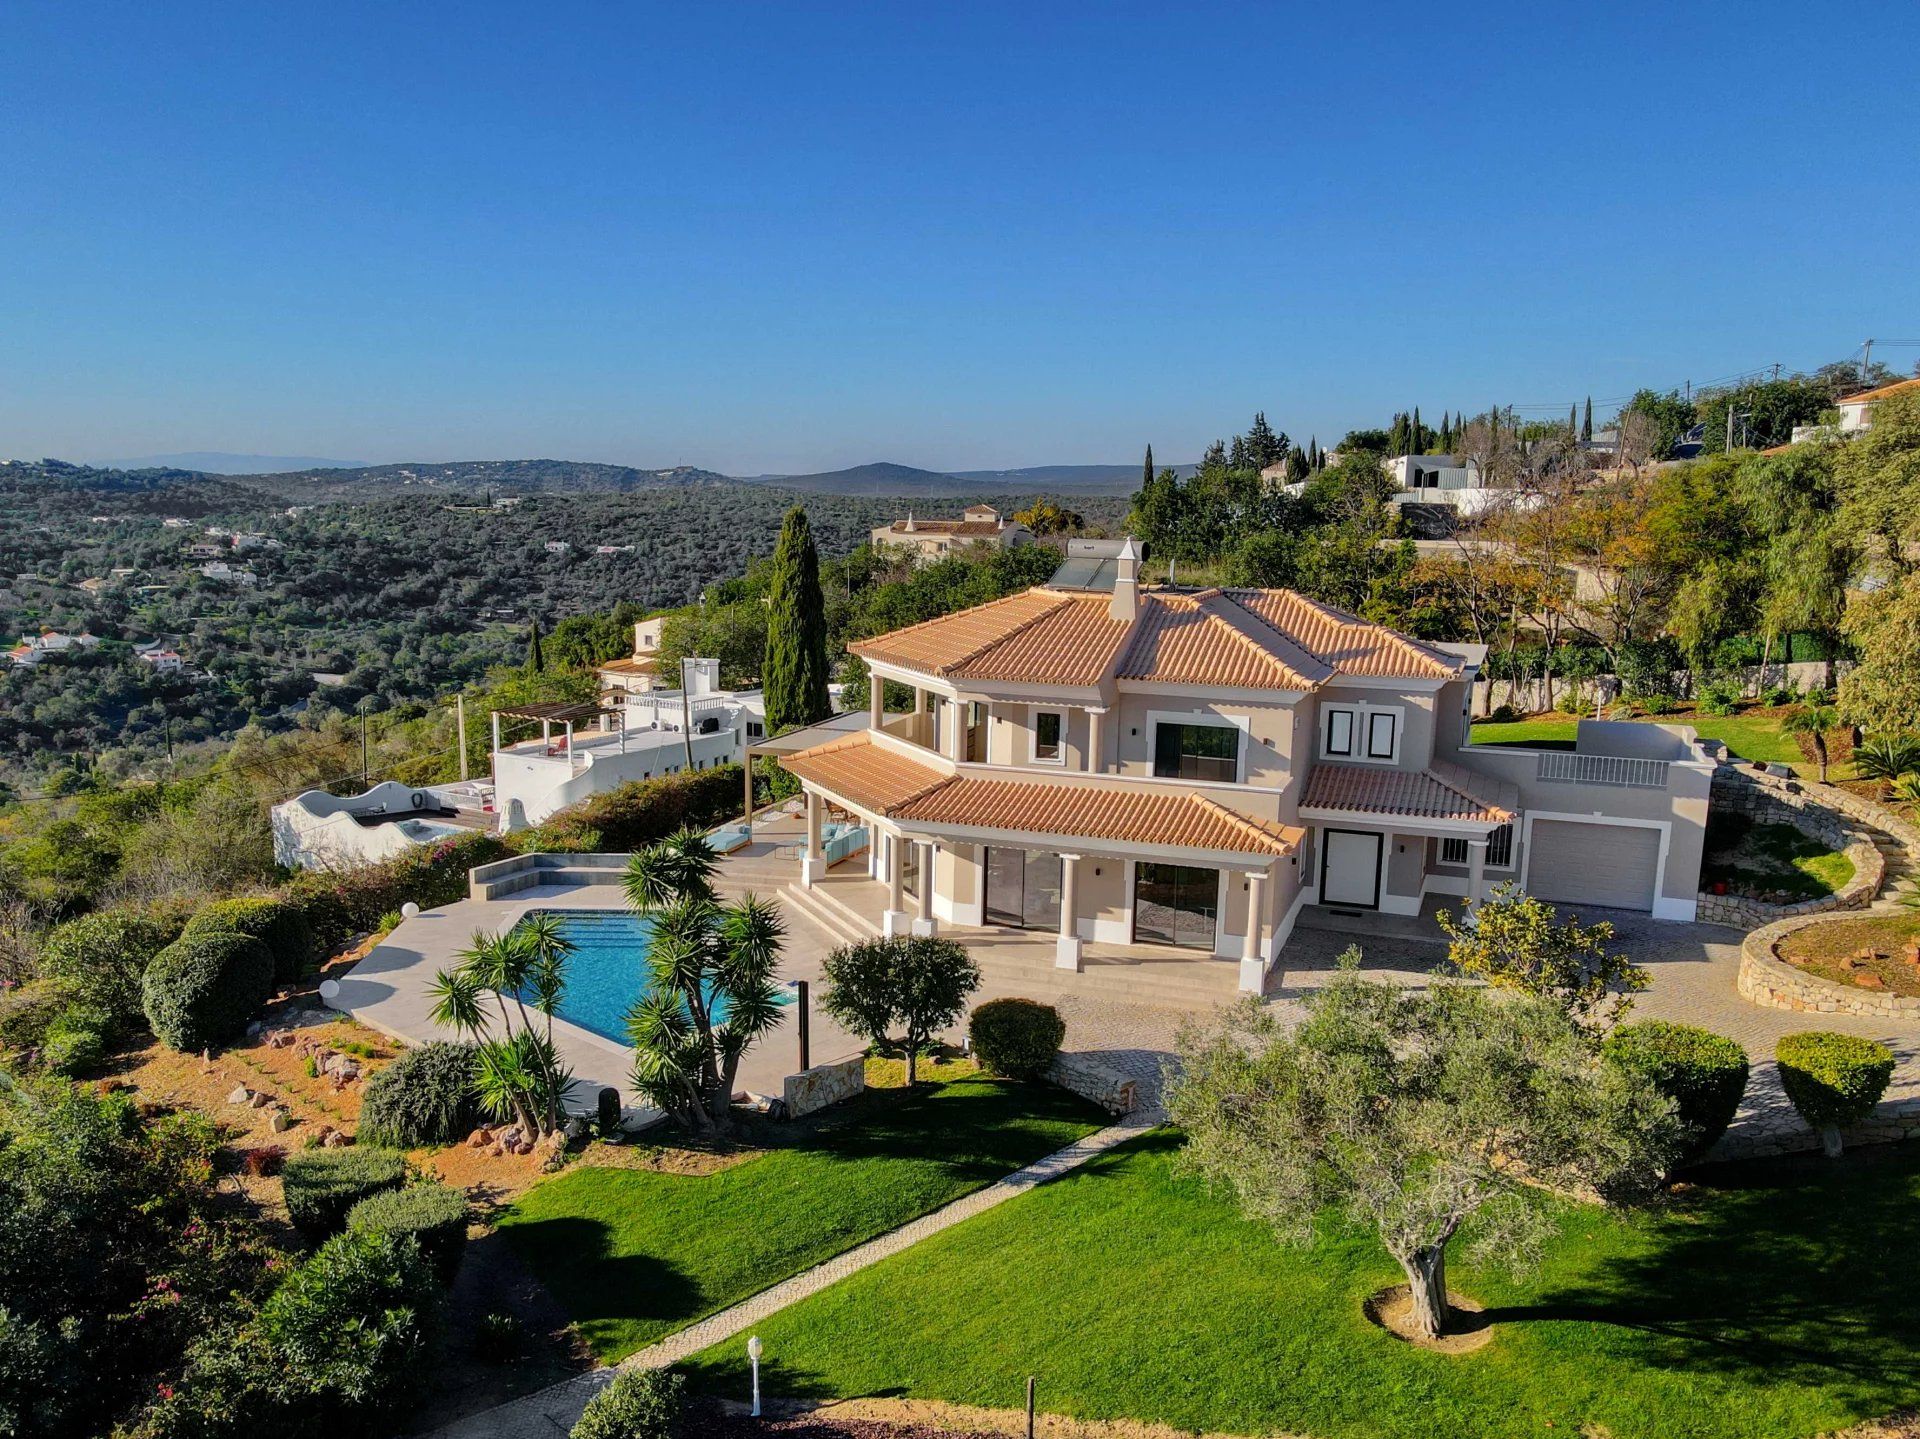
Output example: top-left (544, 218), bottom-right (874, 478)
top-left (851, 590), bottom-right (1129, 686)
top-left (1117, 591), bottom-right (1330, 690)
top-left (779, 731), bottom-right (1299, 857)
top-left (1838, 376), bottom-right (1920, 407)
top-left (1226, 589), bottom-right (1462, 680)
top-left (882, 519), bottom-right (1009, 537)
top-left (1301, 761), bottom-right (1517, 824)
top-left (596, 656), bottom-right (659, 676)
top-left (777, 731), bottom-right (951, 815)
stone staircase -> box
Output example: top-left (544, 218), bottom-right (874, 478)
top-left (780, 881), bottom-right (875, 949)
top-left (1868, 822), bottom-right (1919, 912)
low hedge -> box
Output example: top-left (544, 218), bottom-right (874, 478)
top-left (571, 1367), bottom-right (687, 1439)
top-left (141, 931), bottom-right (276, 1051)
top-left (357, 1041), bottom-right (479, 1148)
top-left (526, 764), bottom-right (744, 854)
top-left (969, 997), bottom-right (1066, 1081)
top-left (1777, 1031), bottom-right (1895, 1156)
top-left (41, 1006), bottom-right (113, 1077)
top-left (348, 1181), bottom-right (470, 1284)
top-left (183, 896), bottom-right (316, 983)
top-left (1603, 1020), bottom-right (1749, 1167)
top-left (282, 831), bottom-right (513, 953)
top-left (281, 1146), bottom-right (408, 1239)
top-left (36, 907), bottom-right (181, 1029)
top-left (0, 979), bottom-right (79, 1056)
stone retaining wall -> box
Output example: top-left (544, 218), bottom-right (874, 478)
top-left (1696, 766), bottom-right (1887, 926)
top-left (782, 1056), bottom-right (865, 1118)
top-left (1708, 1096), bottom-right (1920, 1161)
top-left (1737, 913), bottom-right (1920, 1019)
top-left (1048, 1051), bottom-right (1141, 1115)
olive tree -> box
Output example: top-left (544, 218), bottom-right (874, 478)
top-left (1438, 883), bottom-right (1646, 1036)
top-left (623, 829), bottom-right (785, 1133)
top-left (1167, 961), bottom-right (1675, 1340)
top-left (819, 935), bottom-right (980, 1084)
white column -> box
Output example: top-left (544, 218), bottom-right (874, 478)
top-left (913, 686), bottom-right (928, 715)
top-left (868, 671), bottom-right (884, 730)
top-left (742, 756), bottom-right (755, 827)
top-left (1467, 838), bottom-right (1490, 905)
top-left (1055, 853), bottom-right (1083, 970)
top-left (1086, 708), bottom-right (1107, 773)
top-left (884, 832), bottom-right (911, 937)
top-left (801, 790), bottom-right (827, 888)
top-left (1238, 870), bottom-right (1268, 992)
top-left (912, 840), bottom-right (938, 936)
top-left (945, 700), bottom-right (968, 761)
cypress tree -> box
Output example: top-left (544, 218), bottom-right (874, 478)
top-left (763, 505), bottom-right (830, 731)
top-left (1568, 403), bottom-right (1579, 438)
top-left (1142, 444), bottom-right (1154, 493)
top-left (1411, 406), bottom-right (1422, 455)
top-left (526, 619), bottom-right (545, 673)
top-left (1582, 396), bottom-right (1594, 442)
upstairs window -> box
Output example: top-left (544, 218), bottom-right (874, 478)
top-left (1153, 722), bottom-right (1238, 782)
top-left (1033, 709), bottom-right (1064, 764)
top-left (1322, 703), bottom-right (1401, 764)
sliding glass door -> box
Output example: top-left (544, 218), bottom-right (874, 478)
top-left (1134, 863), bottom-right (1219, 950)
top-left (984, 847), bottom-right (1062, 931)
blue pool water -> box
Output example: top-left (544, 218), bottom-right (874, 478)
top-left (512, 909), bottom-right (788, 1045)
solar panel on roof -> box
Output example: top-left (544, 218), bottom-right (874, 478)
top-left (1048, 556), bottom-right (1119, 591)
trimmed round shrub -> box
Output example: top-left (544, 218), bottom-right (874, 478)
top-left (1604, 1020), bottom-right (1749, 1167)
top-left (183, 896), bottom-right (316, 983)
top-left (1777, 1031), bottom-right (1895, 1157)
top-left (260, 1228), bottom-right (438, 1427)
top-left (281, 1146), bottom-right (407, 1239)
top-left (348, 1181), bottom-right (469, 1284)
top-left (41, 1006), bottom-right (113, 1077)
top-left (140, 931), bottom-right (275, 1052)
top-left (357, 1041), bottom-right (478, 1147)
top-left (968, 997), bottom-right (1066, 1081)
top-left (37, 908), bottom-right (178, 1029)
top-left (571, 1367), bottom-right (687, 1439)
top-left (0, 979), bottom-right (79, 1056)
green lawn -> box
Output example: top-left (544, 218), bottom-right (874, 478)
top-left (685, 1132), bottom-right (1920, 1439)
top-left (1471, 708), bottom-right (1813, 772)
top-left (497, 1063), bottom-right (1105, 1361)
top-left (1703, 814), bottom-right (1855, 899)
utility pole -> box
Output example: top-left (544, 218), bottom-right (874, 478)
top-left (1727, 404), bottom-right (1736, 453)
top-left (455, 694), bottom-right (469, 780)
top-left (680, 657), bottom-right (695, 774)
top-left (361, 710), bottom-right (370, 786)
top-left (1772, 362), bottom-right (1782, 382)
top-left (1861, 338), bottom-right (1875, 384)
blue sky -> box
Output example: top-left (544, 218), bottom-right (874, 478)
top-left (3, 1), bottom-right (1916, 475)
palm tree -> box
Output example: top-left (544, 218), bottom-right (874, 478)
top-left (1783, 700), bottom-right (1841, 783)
top-left (429, 926), bottom-right (576, 1136)
top-left (624, 829), bottom-right (785, 1134)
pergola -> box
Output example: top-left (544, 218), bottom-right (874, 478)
top-left (739, 712), bottom-right (870, 826)
top-left (490, 700), bottom-right (621, 762)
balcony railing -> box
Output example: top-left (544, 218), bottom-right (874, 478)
top-left (1536, 750), bottom-right (1670, 789)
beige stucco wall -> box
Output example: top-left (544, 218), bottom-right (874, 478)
top-left (1110, 694), bottom-right (1298, 789)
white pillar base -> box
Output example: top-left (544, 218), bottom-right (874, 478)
top-left (883, 909), bottom-right (913, 938)
top-left (801, 856), bottom-right (828, 888)
top-left (1238, 955), bottom-right (1267, 993)
top-left (911, 916), bottom-right (938, 938)
top-left (1055, 935), bottom-right (1083, 970)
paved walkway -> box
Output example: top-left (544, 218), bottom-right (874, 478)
top-left (424, 1107), bottom-right (1162, 1439)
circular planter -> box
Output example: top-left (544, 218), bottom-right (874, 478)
top-left (1738, 913), bottom-right (1920, 1019)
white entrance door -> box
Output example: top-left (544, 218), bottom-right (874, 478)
top-left (1321, 830), bottom-right (1383, 908)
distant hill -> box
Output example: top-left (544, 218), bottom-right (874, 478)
top-left (101, 451), bottom-right (368, 475)
top-left (736, 461), bottom-right (969, 496)
top-left (948, 463), bottom-right (1190, 490)
top-left (222, 459), bottom-right (734, 502)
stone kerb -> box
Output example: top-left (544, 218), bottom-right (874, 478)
top-left (1696, 766), bottom-right (1889, 926)
top-left (1737, 912), bottom-right (1920, 1020)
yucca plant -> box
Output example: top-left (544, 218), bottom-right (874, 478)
top-left (1781, 701), bottom-right (1841, 783)
top-left (428, 922), bottom-right (576, 1136)
top-left (1854, 735), bottom-right (1920, 783)
top-left (624, 828), bottom-right (786, 1134)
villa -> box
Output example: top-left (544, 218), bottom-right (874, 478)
top-left (271, 779), bottom-right (492, 870)
top-left (778, 540), bottom-right (1714, 992)
top-left (870, 504), bottom-right (1033, 559)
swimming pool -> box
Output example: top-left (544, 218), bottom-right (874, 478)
top-left (512, 909), bottom-right (788, 1045)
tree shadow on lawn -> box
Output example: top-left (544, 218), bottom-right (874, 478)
top-left (492, 1215), bottom-right (703, 1336)
top-left (1489, 1147), bottom-right (1920, 1402)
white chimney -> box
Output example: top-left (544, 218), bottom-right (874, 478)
top-left (1110, 536), bottom-right (1141, 622)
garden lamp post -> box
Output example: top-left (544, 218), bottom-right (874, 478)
top-left (747, 1334), bottom-right (764, 1417)
top-left (787, 979), bottom-right (811, 1071)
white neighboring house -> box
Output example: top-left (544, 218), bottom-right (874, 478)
top-left (133, 640), bottom-right (185, 674)
top-left (1791, 376), bottom-right (1920, 445)
top-left (595, 615), bottom-right (670, 700)
top-left (272, 780), bottom-right (489, 871)
top-left (871, 504), bottom-right (1033, 558)
top-left (6, 630), bottom-right (100, 666)
top-left (489, 658), bottom-right (767, 832)
top-left (1384, 454), bottom-right (1525, 516)
top-left (199, 560), bottom-right (258, 586)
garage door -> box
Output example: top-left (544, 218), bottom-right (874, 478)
top-left (1525, 820), bottom-right (1661, 912)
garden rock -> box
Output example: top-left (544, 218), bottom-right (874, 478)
top-left (249, 1090), bottom-right (274, 1109)
top-left (228, 1085), bottom-right (253, 1106)
top-left (269, 1109), bottom-right (292, 1133)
